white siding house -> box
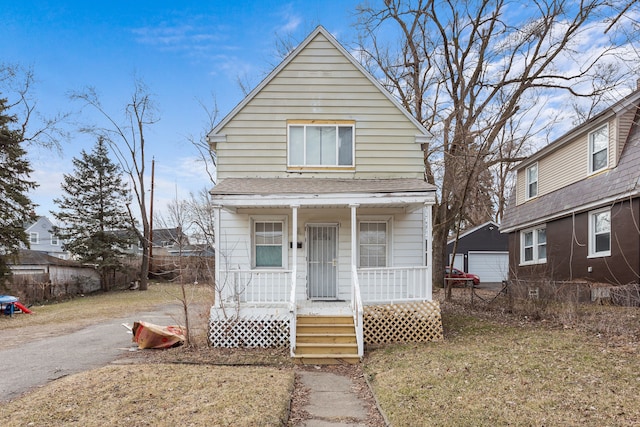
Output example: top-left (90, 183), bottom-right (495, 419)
top-left (207, 26), bottom-right (442, 362)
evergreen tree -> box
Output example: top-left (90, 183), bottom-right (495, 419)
top-left (0, 97), bottom-right (37, 276)
top-left (52, 137), bottom-right (134, 290)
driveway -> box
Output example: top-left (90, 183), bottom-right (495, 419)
top-left (0, 303), bottom-right (185, 402)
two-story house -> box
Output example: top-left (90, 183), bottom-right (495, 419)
top-left (501, 88), bottom-right (640, 287)
top-left (207, 26), bottom-right (442, 363)
top-left (24, 216), bottom-right (69, 260)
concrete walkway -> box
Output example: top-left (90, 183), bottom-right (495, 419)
top-left (294, 367), bottom-right (386, 427)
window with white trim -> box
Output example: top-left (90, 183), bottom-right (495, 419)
top-left (29, 232), bottom-right (39, 245)
top-left (589, 125), bottom-right (608, 173)
top-left (521, 226), bottom-right (546, 264)
top-left (252, 220), bottom-right (286, 268)
top-left (359, 221), bottom-right (388, 267)
top-left (288, 122), bottom-right (354, 167)
top-left (526, 163), bottom-right (538, 199)
top-left (589, 208), bottom-right (610, 257)
top-left (51, 234), bottom-right (59, 246)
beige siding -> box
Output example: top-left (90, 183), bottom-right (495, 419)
top-left (216, 33), bottom-right (424, 180)
top-left (617, 107), bottom-right (636, 163)
top-left (517, 117), bottom-right (616, 205)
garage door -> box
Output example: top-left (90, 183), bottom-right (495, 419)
top-left (468, 251), bottom-right (508, 283)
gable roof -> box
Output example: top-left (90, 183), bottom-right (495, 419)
top-left (518, 89), bottom-right (640, 170)
top-left (501, 105), bottom-right (640, 233)
top-left (207, 25), bottom-right (430, 143)
top-left (447, 221), bottom-right (501, 245)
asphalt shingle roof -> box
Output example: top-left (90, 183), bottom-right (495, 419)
top-left (210, 178), bottom-right (436, 196)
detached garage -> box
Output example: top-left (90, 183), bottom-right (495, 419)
top-left (447, 221), bottom-right (509, 284)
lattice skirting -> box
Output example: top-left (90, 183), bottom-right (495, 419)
top-left (209, 307), bottom-right (290, 348)
top-left (363, 301), bottom-right (443, 344)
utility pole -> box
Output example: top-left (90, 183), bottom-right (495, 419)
top-left (148, 157), bottom-right (155, 278)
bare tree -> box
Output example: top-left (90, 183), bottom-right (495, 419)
top-left (187, 93), bottom-right (219, 185)
top-left (355, 0), bottom-right (639, 297)
top-left (70, 78), bottom-right (158, 291)
top-left (1, 63), bottom-right (70, 151)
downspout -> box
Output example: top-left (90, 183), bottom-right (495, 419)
top-left (213, 205), bottom-right (221, 309)
top-left (425, 203), bottom-right (433, 300)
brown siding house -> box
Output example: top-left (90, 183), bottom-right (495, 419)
top-left (501, 88), bottom-right (640, 286)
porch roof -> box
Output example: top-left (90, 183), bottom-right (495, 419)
top-left (210, 178), bottom-right (436, 209)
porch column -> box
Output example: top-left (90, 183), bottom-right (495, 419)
top-left (213, 205), bottom-right (222, 308)
top-left (291, 205), bottom-right (299, 290)
top-left (350, 204), bottom-right (359, 267)
top-left (424, 203), bottom-right (433, 297)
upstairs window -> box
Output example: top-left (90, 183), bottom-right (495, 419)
top-left (589, 125), bottom-right (608, 173)
top-left (521, 226), bottom-right (546, 265)
top-left (29, 232), bottom-right (39, 244)
top-left (589, 208), bottom-right (610, 257)
top-left (288, 122), bottom-right (354, 167)
top-left (51, 234), bottom-right (59, 246)
top-left (526, 163), bottom-right (538, 199)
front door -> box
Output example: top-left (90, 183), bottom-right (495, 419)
top-left (307, 224), bottom-right (338, 300)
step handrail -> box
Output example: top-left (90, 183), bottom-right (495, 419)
top-left (351, 264), bottom-right (364, 358)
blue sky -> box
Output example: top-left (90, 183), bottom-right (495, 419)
top-left (2, 0), bottom-right (361, 219)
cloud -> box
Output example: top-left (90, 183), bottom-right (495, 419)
top-left (131, 19), bottom-right (231, 60)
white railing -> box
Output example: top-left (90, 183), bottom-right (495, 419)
top-left (222, 269), bottom-right (292, 304)
top-left (351, 265), bottom-right (364, 358)
top-left (357, 266), bottom-right (431, 303)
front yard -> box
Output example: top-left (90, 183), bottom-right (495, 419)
top-left (1, 283), bottom-right (638, 426)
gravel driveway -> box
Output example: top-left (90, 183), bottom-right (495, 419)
top-left (0, 303), bottom-right (185, 402)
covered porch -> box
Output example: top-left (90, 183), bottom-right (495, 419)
top-left (208, 178), bottom-right (443, 361)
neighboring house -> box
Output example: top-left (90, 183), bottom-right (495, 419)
top-left (501, 88), bottom-right (640, 286)
top-left (150, 227), bottom-right (189, 256)
top-left (8, 249), bottom-right (101, 296)
top-left (447, 221), bottom-right (509, 284)
top-left (23, 216), bottom-right (69, 260)
top-left (166, 244), bottom-right (214, 257)
top-left (207, 26), bottom-right (441, 363)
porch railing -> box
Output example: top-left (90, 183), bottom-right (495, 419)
top-left (357, 266), bottom-right (431, 303)
top-left (351, 265), bottom-right (364, 358)
top-left (222, 269), bottom-right (292, 304)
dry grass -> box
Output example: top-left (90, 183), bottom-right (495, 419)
top-left (4, 283), bottom-right (640, 426)
top-left (0, 364), bottom-right (294, 426)
top-left (0, 282), bottom-right (215, 348)
top-left (364, 288), bottom-right (640, 426)
top-left (0, 281), bottom-right (296, 426)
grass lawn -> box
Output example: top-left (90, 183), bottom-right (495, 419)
top-left (2, 283), bottom-right (639, 426)
top-left (364, 305), bottom-right (640, 426)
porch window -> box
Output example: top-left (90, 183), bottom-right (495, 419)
top-left (589, 208), bottom-right (610, 257)
top-left (526, 163), bottom-right (538, 199)
top-left (288, 122), bottom-right (354, 167)
top-left (589, 125), bottom-right (608, 174)
top-left (521, 226), bottom-right (546, 265)
top-left (359, 222), bottom-right (387, 267)
top-left (253, 221), bottom-right (284, 267)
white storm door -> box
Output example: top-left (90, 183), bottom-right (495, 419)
top-left (307, 224), bottom-right (338, 300)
